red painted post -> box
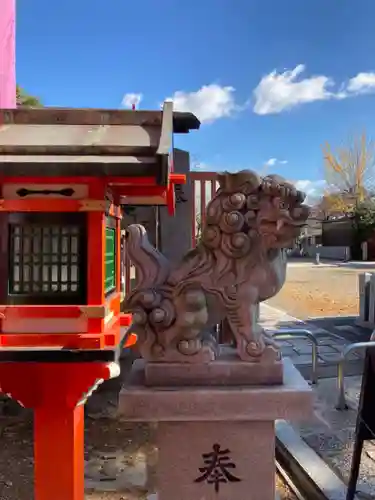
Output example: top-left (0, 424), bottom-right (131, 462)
top-left (0, 362), bottom-right (119, 500)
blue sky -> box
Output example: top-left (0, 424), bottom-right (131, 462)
top-left (16, 0), bottom-right (375, 200)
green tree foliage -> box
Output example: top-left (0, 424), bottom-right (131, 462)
top-left (16, 85), bottom-right (42, 107)
top-left (353, 198), bottom-right (375, 243)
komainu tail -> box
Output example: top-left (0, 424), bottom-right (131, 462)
top-left (125, 224), bottom-right (171, 291)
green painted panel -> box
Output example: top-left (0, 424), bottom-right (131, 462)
top-left (105, 227), bottom-right (116, 293)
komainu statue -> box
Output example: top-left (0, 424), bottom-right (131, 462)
top-left (124, 170), bottom-right (309, 365)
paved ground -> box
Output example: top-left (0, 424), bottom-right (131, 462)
top-left (259, 301), bottom-right (375, 499)
top-left (261, 303), bottom-right (370, 380)
top-left (294, 376), bottom-right (375, 499)
top-left (268, 258), bottom-right (375, 319)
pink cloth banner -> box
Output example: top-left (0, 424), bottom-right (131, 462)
top-left (0, 0), bottom-right (16, 108)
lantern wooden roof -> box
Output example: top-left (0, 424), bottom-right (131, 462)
top-left (0, 101), bottom-right (200, 185)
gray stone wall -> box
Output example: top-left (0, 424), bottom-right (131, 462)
top-left (122, 206), bottom-right (157, 247)
top-left (302, 244), bottom-right (350, 261)
top-left (121, 148), bottom-right (193, 274)
top-left (159, 148), bottom-right (193, 264)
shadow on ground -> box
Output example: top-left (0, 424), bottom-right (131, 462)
top-left (277, 315), bottom-right (371, 342)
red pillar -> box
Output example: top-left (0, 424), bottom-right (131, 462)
top-left (34, 406), bottom-right (85, 500)
top-left (0, 361), bottom-right (119, 500)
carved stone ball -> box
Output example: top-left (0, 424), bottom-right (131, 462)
top-left (232, 233), bottom-right (248, 248)
top-left (140, 290), bottom-right (161, 308)
top-left (220, 232), bottom-right (251, 258)
top-left (149, 307), bottom-right (166, 324)
top-left (219, 211), bottom-right (244, 233)
top-left (133, 309), bottom-right (148, 325)
top-left (202, 226), bottom-right (221, 249)
top-left (184, 289), bottom-right (207, 310)
top-left (222, 193), bottom-right (246, 212)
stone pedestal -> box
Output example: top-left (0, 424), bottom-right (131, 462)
top-left (119, 358), bottom-right (313, 500)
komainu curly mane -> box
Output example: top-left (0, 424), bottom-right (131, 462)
top-left (124, 170), bottom-right (309, 364)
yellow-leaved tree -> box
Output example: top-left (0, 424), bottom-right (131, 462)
top-left (321, 133), bottom-right (375, 216)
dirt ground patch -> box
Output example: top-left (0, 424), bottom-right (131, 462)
top-left (267, 263), bottom-right (372, 319)
top-left (0, 412), bottom-right (156, 500)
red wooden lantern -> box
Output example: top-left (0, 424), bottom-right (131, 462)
top-left (0, 101), bottom-right (200, 500)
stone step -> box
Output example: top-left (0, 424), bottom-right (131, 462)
top-left (276, 420), bottom-right (360, 500)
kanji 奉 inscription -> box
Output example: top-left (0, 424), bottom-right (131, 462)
top-left (194, 443), bottom-right (241, 493)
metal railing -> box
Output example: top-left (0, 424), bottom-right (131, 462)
top-left (272, 329), bottom-right (319, 385)
top-left (336, 340), bottom-right (375, 410)
top-left (272, 331), bottom-right (375, 412)
top-left (221, 323), bottom-right (375, 412)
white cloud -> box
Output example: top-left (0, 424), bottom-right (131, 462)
top-left (166, 84), bottom-right (237, 124)
top-left (265, 158), bottom-right (277, 166)
top-left (123, 68), bottom-right (375, 118)
top-left (192, 162), bottom-right (211, 170)
top-left (265, 158), bottom-right (288, 166)
top-left (346, 72), bottom-right (375, 94)
top-left (253, 65), bottom-right (334, 115)
top-left (294, 179), bottom-right (327, 203)
top-left (121, 93), bottom-right (143, 108)
top-left (253, 65), bottom-right (375, 115)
